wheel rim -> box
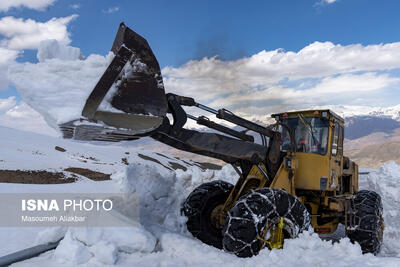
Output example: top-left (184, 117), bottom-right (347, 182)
top-left (258, 217), bottom-right (295, 250)
top-left (210, 204), bottom-right (226, 230)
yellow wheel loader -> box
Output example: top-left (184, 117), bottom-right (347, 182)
top-left (60, 23), bottom-right (384, 257)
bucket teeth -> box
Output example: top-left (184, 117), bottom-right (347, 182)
top-left (59, 120), bottom-right (141, 142)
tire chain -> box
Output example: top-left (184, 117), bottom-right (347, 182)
top-left (347, 190), bottom-right (384, 254)
top-left (222, 188), bottom-right (311, 257)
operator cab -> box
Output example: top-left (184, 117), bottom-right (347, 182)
top-left (272, 110), bottom-right (344, 155)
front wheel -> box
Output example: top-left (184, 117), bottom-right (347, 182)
top-left (182, 180), bottom-right (233, 249)
top-left (222, 188), bottom-right (311, 257)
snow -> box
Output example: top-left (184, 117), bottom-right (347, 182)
top-left (8, 40), bottom-right (158, 132)
top-left (0, 125), bottom-right (199, 177)
top-left (8, 47), bottom-right (114, 129)
top-left (0, 126), bottom-right (399, 266)
top-left (54, 227), bottom-right (156, 265)
top-left (359, 162), bottom-right (400, 257)
top-left (312, 104), bottom-right (400, 122)
top-left (10, 160), bottom-right (400, 266)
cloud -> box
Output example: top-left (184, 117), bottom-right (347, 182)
top-left (103, 7), bottom-right (119, 14)
top-left (0, 0), bottom-right (56, 12)
top-left (307, 73), bottom-right (397, 95)
top-left (0, 96), bottom-right (16, 111)
top-left (209, 73), bottom-right (398, 114)
top-left (0, 47), bottom-right (19, 65)
top-left (7, 38), bottom-right (400, 133)
top-left (0, 101), bottom-right (58, 136)
top-left (162, 41), bottom-right (400, 115)
top-left (316, 0), bottom-right (339, 5)
top-left (0, 47), bottom-right (19, 90)
top-left (0, 15), bottom-right (78, 50)
top-left (70, 4), bottom-right (80, 10)
top-left (37, 39), bottom-right (82, 62)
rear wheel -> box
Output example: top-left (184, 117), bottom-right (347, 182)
top-left (346, 190), bottom-right (384, 255)
top-left (182, 180), bottom-right (233, 249)
top-left (222, 188), bottom-right (311, 257)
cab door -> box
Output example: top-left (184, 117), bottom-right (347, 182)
top-left (330, 121), bottom-right (343, 191)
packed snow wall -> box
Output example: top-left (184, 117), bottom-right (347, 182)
top-left (33, 161), bottom-right (400, 266)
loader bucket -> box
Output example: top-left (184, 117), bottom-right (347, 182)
top-left (59, 23), bottom-right (168, 142)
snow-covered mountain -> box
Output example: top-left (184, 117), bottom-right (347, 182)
top-left (344, 116), bottom-right (400, 140)
top-left (312, 104), bottom-right (400, 121)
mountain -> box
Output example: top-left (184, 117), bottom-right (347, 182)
top-left (346, 140), bottom-right (400, 168)
top-left (312, 104), bottom-right (400, 122)
top-left (344, 116), bottom-right (400, 140)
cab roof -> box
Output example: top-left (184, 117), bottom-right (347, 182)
top-left (271, 109), bottom-right (344, 123)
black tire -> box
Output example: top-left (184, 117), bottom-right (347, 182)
top-left (222, 188), bottom-right (311, 257)
top-left (347, 190), bottom-right (384, 255)
top-left (182, 180), bottom-right (233, 249)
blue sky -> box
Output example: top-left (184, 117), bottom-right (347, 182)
top-left (9, 0), bottom-right (400, 66)
top-left (1, 0), bottom-right (400, 135)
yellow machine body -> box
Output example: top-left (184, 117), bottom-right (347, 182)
top-left (223, 109), bottom-right (358, 234)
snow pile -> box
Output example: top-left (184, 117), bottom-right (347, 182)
top-left (8, 41), bottom-right (114, 129)
top-left (359, 162), bottom-right (400, 257)
top-left (36, 160), bottom-right (400, 266)
top-left (120, 163), bottom-right (184, 235)
top-left (118, 163), bottom-right (238, 236)
top-left (54, 227), bottom-right (156, 265)
top-left (30, 163), bottom-right (237, 266)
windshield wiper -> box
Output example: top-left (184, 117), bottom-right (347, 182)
top-left (298, 114), bottom-right (318, 146)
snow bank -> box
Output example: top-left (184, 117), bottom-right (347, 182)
top-left (54, 227), bottom-right (156, 265)
top-left (42, 163), bottom-right (237, 265)
top-left (34, 161), bottom-right (400, 266)
top-left (359, 162), bottom-right (400, 257)
top-left (121, 163), bottom-right (185, 235)
top-left (8, 41), bottom-right (114, 129)
top-left (150, 231), bottom-right (400, 267)
top-left (117, 163), bottom-right (238, 236)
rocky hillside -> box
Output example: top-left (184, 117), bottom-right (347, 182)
top-left (346, 140), bottom-right (400, 168)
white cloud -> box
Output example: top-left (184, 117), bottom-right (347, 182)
top-left (70, 4), bottom-right (80, 10)
top-left (0, 47), bottom-right (19, 65)
top-left (0, 101), bottom-right (58, 136)
top-left (0, 96), bottom-right (16, 111)
top-left (316, 0), bottom-right (339, 5)
top-left (307, 73), bottom-right (397, 94)
top-left (7, 38), bottom-right (400, 133)
top-left (0, 15), bottom-right (77, 90)
top-left (0, 47), bottom-right (19, 90)
top-left (103, 7), bottom-right (119, 14)
top-left (163, 41), bottom-right (400, 114)
top-left (196, 72), bottom-right (397, 118)
top-left (0, 15), bottom-right (78, 50)
top-left (37, 39), bottom-right (82, 62)
top-left (0, 0), bottom-right (56, 12)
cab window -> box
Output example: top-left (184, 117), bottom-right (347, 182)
top-left (332, 122), bottom-right (343, 156)
top-left (280, 116), bottom-right (329, 155)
